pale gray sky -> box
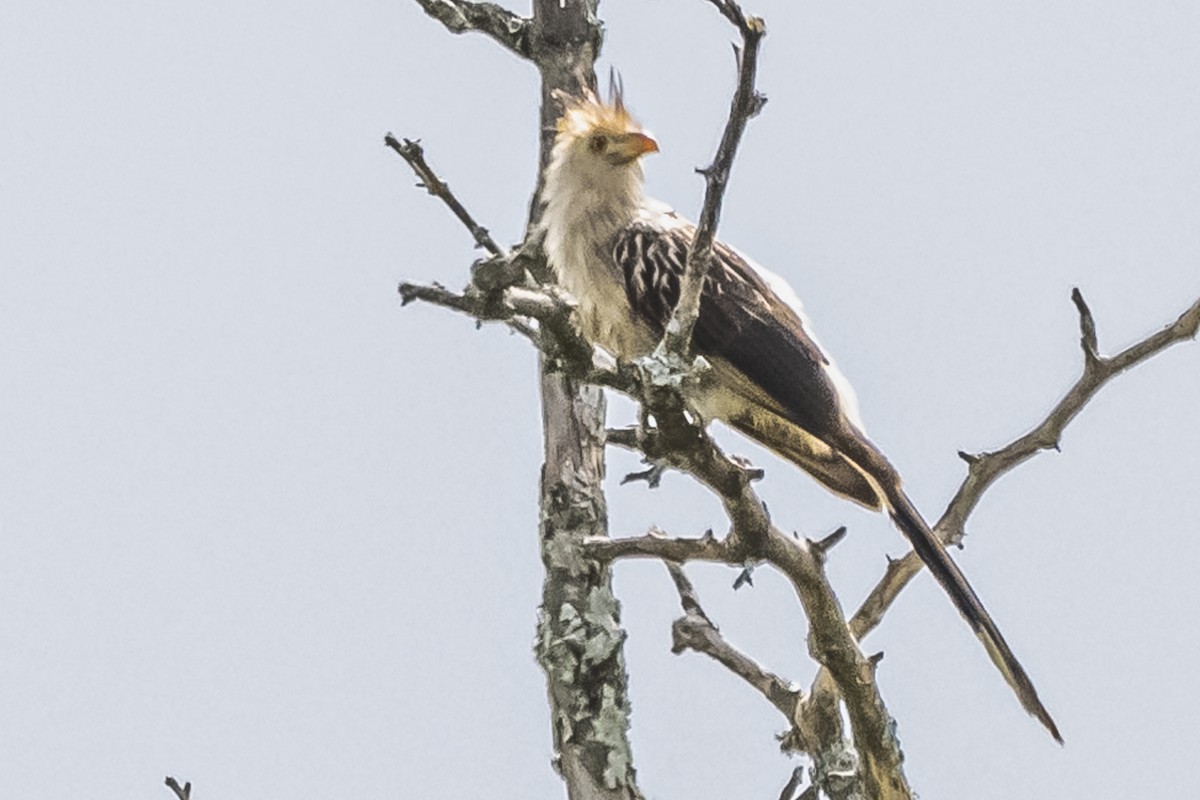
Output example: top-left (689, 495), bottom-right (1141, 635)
top-left (2, 1), bottom-right (1198, 798)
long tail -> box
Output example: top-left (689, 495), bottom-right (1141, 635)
top-left (837, 436), bottom-right (1062, 742)
top-left (888, 483), bottom-right (1062, 742)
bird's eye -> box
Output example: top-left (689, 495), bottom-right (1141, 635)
top-left (588, 135), bottom-right (608, 153)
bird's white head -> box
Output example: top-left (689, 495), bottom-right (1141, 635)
top-left (552, 87), bottom-right (659, 168)
top-left (540, 83), bottom-right (662, 356)
top-left (543, 86), bottom-right (659, 230)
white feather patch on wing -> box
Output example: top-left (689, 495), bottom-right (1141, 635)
top-left (740, 254), bottom-right (868, 435)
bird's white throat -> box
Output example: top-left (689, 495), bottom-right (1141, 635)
top-left (541, 144), bottom-right (647, 259)
top-left (540, 143), bottom-right (651, 355)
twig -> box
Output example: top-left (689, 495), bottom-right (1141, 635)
top-left (605, 427), bottom-right (640, 450)
top-left (810, 526), bottom-right (848, 561)
top-left (849, 291), bottom-right (1200, 641)
top-left (777, 767), bottom-right (807, 800)
top-left (397, 281), bottom-right (473, 312)
top-left (588, 528), bottom-right (732, 563)
top-left (665, 560), bottom-right (712, 621)
top-left (1071, 287), bottom-right (1100, 362)
top-left (660, 3), bottom-right (767, 357)
top-left (397, 279), bottom-right (625, 389)
top-left (620, 463), bottom-right (667, 487)
top-left (664, 561), bottom-right (802, 720)
top-left (413, 0), bottom-right (533, 59)
top-left (385, 134), bottom-right (507, 257)
top-left (164, 777), bottom-right (191, 800)
top-left (659, 557), bottom-right (862, 800)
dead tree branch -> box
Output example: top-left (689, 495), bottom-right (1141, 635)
top-left (586, 406), bottom-right (910, 799)
top-left (776, 289), bottom-right (1200, 777)
top-left (164, 777), bottom-right (191, 800)
top-left (664, 560), bottom-right (802, 720)
top-left (662, 3), bottom-right (767, 357)
top-left (385, 135), bottom-right (507, 257)
top-left (588, 528), bottom-right (732, 564)
top-left (660, 556), bottom-right (861, 800)
top-left (414, 0), bottom-right (533, 59)
top-left (849, 290), bottom-right (1200, 642)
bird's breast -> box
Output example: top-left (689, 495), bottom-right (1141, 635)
top-left (555, 252), bottom-right (655, 359)
top-left (545, 218), bottom-right (656, 360)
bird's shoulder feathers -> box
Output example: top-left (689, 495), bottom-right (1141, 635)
top-left (606, 212), bottom-right (861, 441)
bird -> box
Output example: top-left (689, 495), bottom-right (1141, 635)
top-left (538, 85), bottom-right (1061, 742)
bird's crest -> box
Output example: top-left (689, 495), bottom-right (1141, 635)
top-left (554, 71), bottom-right (640, 139)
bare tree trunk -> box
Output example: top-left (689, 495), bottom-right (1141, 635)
top-left (529, 3), bottom-right (643, 799)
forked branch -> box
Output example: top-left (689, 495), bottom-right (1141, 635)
top-left (413, 0), bottom-right (533, 59)
top-left (849, 289), bottom-right (1200, 641)
top-left (654, 550), bottom-right (864, 800)
top-left (164, 777), bottom-right (191, 800)
top-left (664, 560), bottom-right (802, 720)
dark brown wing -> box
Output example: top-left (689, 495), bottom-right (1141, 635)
top-left (611, 221), bottom-right (849, 443)
top-left (610, 220), bottom-right (881, 507)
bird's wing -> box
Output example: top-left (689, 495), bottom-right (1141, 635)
top-left (608, 217), bottom-right (881, 507)
top-left (610, 218), bottom-right (853, 439)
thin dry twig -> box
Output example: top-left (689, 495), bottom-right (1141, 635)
top-left (620, 463), bottom-right (667, 487)
top-left (164, 777), bottom-right (191, 800)
top-left (605, 426), bottom-right (640, 450)
top-left (810, 526), bottom-right (848, 561)
top-left (413, 0), bottom-right (533, 59)
top-left (588, 528), bottom-right (732, 563)
top-left (664, 560), bottom-right (802, 720)
top-left (388, 142), bottom-right (601, 366)
top-left (665, 559), bottom-right (713, 622)
top-left (386, 135), bottom-right (507, 257)
top-left (659, 555), bottom-right (862, 799)
top-left (660, 3), bottom-right (767, 357)
top-left (396, 279), bottom-right (626, 389)
top-left (397, 280), bottom-right (473, 312)
top-left (777, 766), bottom-right (808, 800)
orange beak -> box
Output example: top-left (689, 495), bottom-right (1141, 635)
top-left (627, 132), bottom-right (660, 156)
top-left (607, 131), bottom-right (660, 164)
